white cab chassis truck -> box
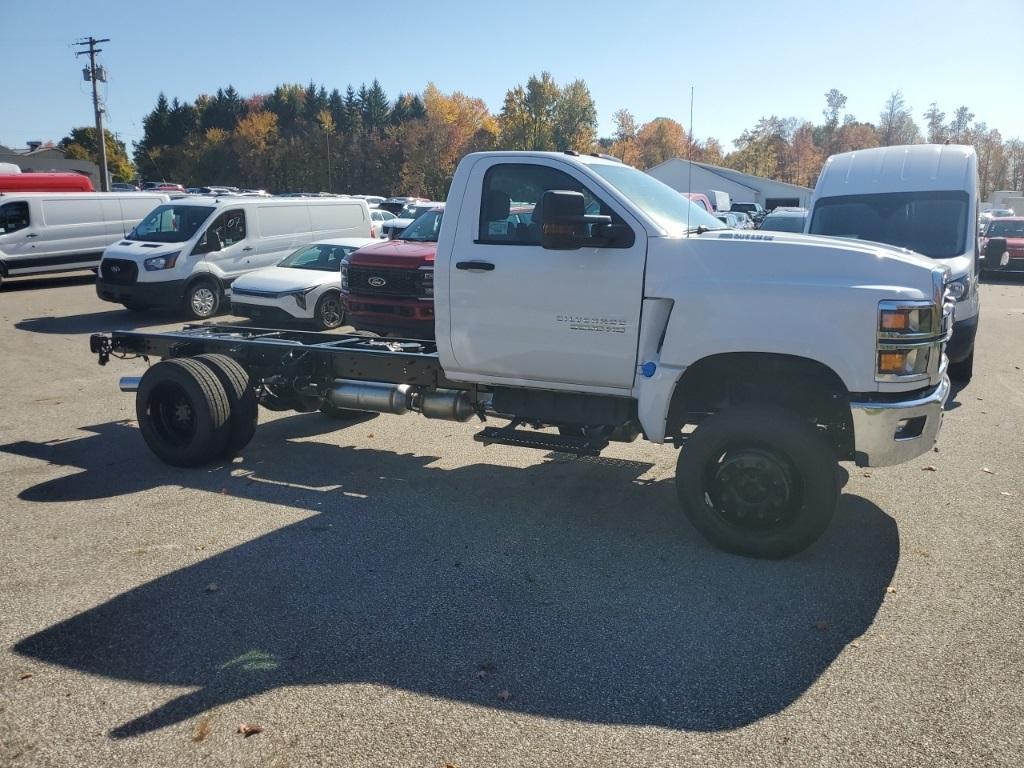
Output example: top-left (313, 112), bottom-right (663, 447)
top-left (91, 152), bottom-right (954, 559)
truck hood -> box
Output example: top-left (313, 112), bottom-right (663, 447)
top-left (691, 230), bottom-right (942, 281)
top-left (231, 266), bottom-right (338, 293)
top-left (643, 231), bottom-right (950, 394)
top-left (346, 239), bottom-right (437, 268)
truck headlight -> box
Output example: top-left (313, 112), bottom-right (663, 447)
top-left (143, 251), bottom-right (181, 271)
top-left (878, 346), bottom-right (933, 377)
top-left (419, 267), bottom-right (433, 298)
top-left (340, 261), bottom-right (349, 292)
top-left (876, 299), bottom-right (949, 382)
top-left (946, 274), bottom-right (971, 302)
top-left (879, 304), bottom-right (939, 335)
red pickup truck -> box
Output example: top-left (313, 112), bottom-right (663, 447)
top-left (980, 216), bottom-right (1024, 275)
top-left (341, 205), bottom-right (444, 338)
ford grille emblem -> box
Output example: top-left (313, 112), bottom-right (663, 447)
top-left (368, 276), bottom-right (386, 287)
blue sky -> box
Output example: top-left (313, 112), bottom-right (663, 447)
top-left (2, 0), bottom-right (1021, 152)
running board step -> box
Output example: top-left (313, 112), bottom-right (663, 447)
top-left (474, 426), bottom-right (607, 456)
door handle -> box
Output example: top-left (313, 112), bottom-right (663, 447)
top-left (25, 232), bottom-right (38, 238)
top-left (242, 246), bottom-right (254, 251)
top-left (455, 261), bottom-right (495, 271)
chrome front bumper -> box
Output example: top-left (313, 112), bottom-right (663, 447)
top-left (850, 375), bottom-right (950, 467)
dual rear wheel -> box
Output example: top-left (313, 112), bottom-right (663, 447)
top-left (135, 354), bottom-right (257, 466)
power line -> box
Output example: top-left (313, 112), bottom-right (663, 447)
top-left (73, 36), bottom-right (110, 191)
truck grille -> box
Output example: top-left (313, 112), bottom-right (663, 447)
top-left (347, 266), bottom-right (420, 298)
top-left (100, 259), bottom-right (138, 285)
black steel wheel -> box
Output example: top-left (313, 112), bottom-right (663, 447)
top-left (135, 358), bottom-right (231, 466)
top-left (313, 291), bottom-right (345, 330)
top-left (676, 404), bottom-right (838, 559)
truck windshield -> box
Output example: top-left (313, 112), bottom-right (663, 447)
top-left (760, 215), bottom-right (806, 233)
top-left (400, 209), bottom-right (443, 242)
top-left (808, 191), bottom-right (969, 259)
top-left (128, 205), bottom-right (214, 243)
top-left (589, 163), bottom-right (725, 235)
top-left (986, 220), bottom-right (1024, 237)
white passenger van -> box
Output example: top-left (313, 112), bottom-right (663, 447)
top-left (806, 144), bottom-right (979, 381)
top-left (0, 192), bottom-right (168, 285)
top-left (96, 196), bottom-right (371, 318)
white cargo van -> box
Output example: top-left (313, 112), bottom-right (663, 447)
top-left (96, 196), bottom-right (371, 318)
top-left (0, 192), bottom-right (168, 285)
top-left (705, 190), bottom-right (731, 212)
top-left (806, 144), bottom-right (979, 381)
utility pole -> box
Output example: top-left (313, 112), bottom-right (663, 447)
top-left (74, 36), bottom-right (110, 191)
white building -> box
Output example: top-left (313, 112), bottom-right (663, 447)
top-left (646, 158), bottom-right (813, 210)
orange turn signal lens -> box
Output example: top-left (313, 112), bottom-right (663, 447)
top-left (880, 310), bottom-right (910, 331)
top-left (878, 351), bottom-right (909, 374)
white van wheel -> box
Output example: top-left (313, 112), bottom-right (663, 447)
top-left (185, 280), bottom-right (221, 319)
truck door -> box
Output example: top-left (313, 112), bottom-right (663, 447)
top-left (446, 159), bottom-right (646, 390)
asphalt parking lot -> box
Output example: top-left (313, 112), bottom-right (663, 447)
top-left (1, 274), bottom-right (1022, 767)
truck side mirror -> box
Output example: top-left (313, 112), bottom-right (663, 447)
top-left (539, 190), bottom-right (612, 250)
top-left (985, 237), bottom-right (1008, 269)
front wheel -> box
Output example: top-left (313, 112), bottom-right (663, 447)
top-left (183, 279), bottom-right (222, 320)
top-left (313, 291), bottom-right (345, 330)
top-left (676, 404), bottom-right (839, 559)
top-left (948, 350), bottom-right (974, 383)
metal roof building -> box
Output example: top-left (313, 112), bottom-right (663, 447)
top-left (646, 157), bottom-right (813, 210)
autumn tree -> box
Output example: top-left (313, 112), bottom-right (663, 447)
top-left (552, 79), bottom-right (598, 153)
top-left (233, 111), bottom-right (279, 188)
top-left (610, 108), bottom-right (640, 165)
top-left (878, 91), bottom-right (921, 146)
top-left (948, 106), bottom-right (975, 143)
top-left (59, 127), bottom-right (134, 182)
top-left (634, 117), bottom-right (689, 168)
top-left (787, 122), bottom-right (822, 187)
top-left (923, 102), bottom-right (947, 143)
top-left (835, 120), bottom-right (879, 153)
top-left (820, 88), bottom-right (848, 154)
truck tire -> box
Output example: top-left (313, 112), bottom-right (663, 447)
top-left (184, 278), bottom-right (221, 320)
top-left (676, 404), bottom-right (838, 559)
top-left (194, 354), bottom-right (258, 456)
top-left (948, 350), bottom-right (974, 383)
top-left (313, 291), bottom-right (345, 330)
top-left (135, 357), bottom-right (231, 466)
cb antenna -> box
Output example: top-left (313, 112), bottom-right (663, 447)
top-left (686, 86), bottom-right (694, 236)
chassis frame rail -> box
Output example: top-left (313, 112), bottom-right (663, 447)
top-left (90, 324), bottom-right (461, 389)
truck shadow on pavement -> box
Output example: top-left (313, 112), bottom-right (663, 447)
top-left (3, 417), bottom-right (899, 738)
